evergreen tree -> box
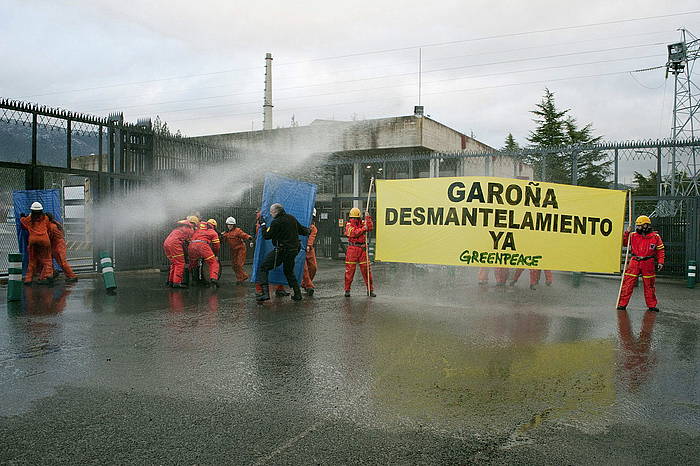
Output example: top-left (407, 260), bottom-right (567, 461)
top-left (564, 116), bottom-right (611, 187)
top-left (526, 88), bottom-right (569, 183)
top-left (502, 133), bottom-right (520, 152)
top-left (526, 88), bottom-right (610, 187)
top-left (632, 170), bottom-right (658, 196)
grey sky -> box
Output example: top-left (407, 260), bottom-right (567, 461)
top-left (1, 0), bottom-right (698, 170)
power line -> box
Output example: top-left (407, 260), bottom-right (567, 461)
top-left (83, 42), bottom-right (664, 114)
top-left (58, 28), bottom-right (679, 110)
top-left (16, 10), bottom-right (699, 99)
top-left (90, 53), bottom-right (662, 117)
top-left (164, 67), bottom-right (654, 125)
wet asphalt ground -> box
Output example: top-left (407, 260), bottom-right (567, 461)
top-left (1, 259), bottom-right (699, 464)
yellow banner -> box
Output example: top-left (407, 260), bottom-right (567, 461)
top-left (375, 176), bottom-right (626, 273)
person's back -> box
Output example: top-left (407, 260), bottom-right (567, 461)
top-left (20, 214), bottom-right (50, 242)
top-left (263, 211), bottom-right (308, 250)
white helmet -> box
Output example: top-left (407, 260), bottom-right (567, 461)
top-left (30, 202), bottom-right (43, 211)
top-left (313, 208), bottom-right (317, 216)
top-left (225, 216), bottom-right (236, 225)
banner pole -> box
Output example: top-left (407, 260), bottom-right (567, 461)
top-left (616, 190), bottom-right (632, 308)
top-left (364, 177), bottom-right (375, 296)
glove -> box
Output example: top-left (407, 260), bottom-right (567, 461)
top-left (306, 246), bottom-right (311, 253)
top-left (249, 242), bottom-right (254, 248)
top-left (259, 222), bottom-right (267, 229)
top-left (657, 263), bottom-right (664, 271)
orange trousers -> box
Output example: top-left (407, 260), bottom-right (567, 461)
top-left (512, 269), bottom-right (553, 285)
top-left (230, 245), bottom-right (249, 282)
top-left (25, 238), bottom-right (53, 283)
top-left (478, 267), bottom-right (508, 284)
top-left (345, 245), bottom-right (373, 292)
top-left (188, 243), bottom-right (220, 280)
top-left (302, 248), bottom-right (317, 289)
top-left (618, 258), bottom-right (657, 308)
top-left (164, 241), bottom-right (186, 284)
top-left (52, 243), bottom-right (77, 279)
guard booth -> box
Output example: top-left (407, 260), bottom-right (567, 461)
top-left (315, 196), bottom-right (376, 261)
top-left (43, 172), bottom-right (96, 272)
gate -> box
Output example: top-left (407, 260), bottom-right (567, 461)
top-left (632, 196), bottom-right (699, 277)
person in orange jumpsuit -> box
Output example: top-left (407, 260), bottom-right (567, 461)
top-left (222, 216), bottom-right (253, 284)
top-left (302, 208), bottom-right (318, 296)
top-left (478, 267), bottom-right (509, 286)
top-left (188, 219), bottom-right (221, 288)
top-left (509, 268), bottom-right (553, 290)
top-left (344, 207), bottom-right (375, 297)
top-left (254, 209), bottom-right (288, 298)
top-left (20, 202), bottom-right (54, 285)
top-left (164, 219), bottom-right (194, 288)
top-left (46, 213), bottom-right (77, 282)
top-left (617, 215), bottom-right (665, 312)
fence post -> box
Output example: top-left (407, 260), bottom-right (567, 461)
top-left (571, 150), bottom-right (579, 185)
top-left (66, 118), bottom-right (72, 169)
top-left (657, 146), bottom-right (662, 196)
top-left (614, 149), bottom-right (619, 189)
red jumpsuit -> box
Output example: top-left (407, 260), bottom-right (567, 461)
top-left (163, 222), bottom-right (193, 285)
top-left (344, 216), bottom-right (374, 292)
top-left (478, 267), bottom-right (509, 285)
top-left (222, 227), bottom-right (252, 282)
top-left (20, 214), bottom-right (53, 283)
top-left (511, 268), bottom-right (553, 286)
top-left (302, 223), bottom-right (318, 290)
top-left (254, 218), bottom-right (286, 294)
top-left (618, 230), bottom-right (665, 309)
top-left (48, 221), bottom-right (77, 279)
top-left (188, 223), bottom-right (220, 280)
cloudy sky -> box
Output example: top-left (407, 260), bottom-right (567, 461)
top-left (1, 0), bottom-right (698, 153)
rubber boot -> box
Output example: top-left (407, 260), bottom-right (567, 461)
top-left (369, 290), bottom-right (377, 297)
top-left (306, 288), bottom-right (315, 297)
top-left (66, 277), bottom-right (78, 283)
top-left (291, 285), bottom-right (303, 301)
top-left (256, 285), bottom-right (270, 302)
top-left (275, 289), bottom-right (290, 297)
top-left (172, 283), bottom-right (188, 289)
top-left (210, 279), bottom-right (219, 288)
top-left (344, 290), bottom-right (351, 297)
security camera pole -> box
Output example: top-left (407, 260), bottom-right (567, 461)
top-left (365, 177), bottom-right (375, 297)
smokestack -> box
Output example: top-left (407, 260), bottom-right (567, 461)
top-left (263, 53), bottom-right (273, 130)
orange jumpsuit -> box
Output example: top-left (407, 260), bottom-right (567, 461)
top-left (188, 223), bottom-right (220, 280)
top-left (20, 214), bottom-right (53, 283)
top-left (48, 221), bottom-right (77, 279)
top-left (618, 230), bottom-right (665, 309)
top-left (344, 216), bottom-right (373, 292)
top-left (302, 223), bottom-right (318, 290)
top-left (222, 227), bottom-right (252, 282)
top-left (164, 222), bottom-right (193, 285)
top-left (254, 217), bottom-right (286, 294)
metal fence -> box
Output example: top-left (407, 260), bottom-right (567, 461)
top-left (1, 98), bottom-right (698, 278)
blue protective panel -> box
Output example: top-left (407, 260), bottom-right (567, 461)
top-left (12, 189), bottom-right (63, 274)
top-left (251, 174), bottom-right (317, 285)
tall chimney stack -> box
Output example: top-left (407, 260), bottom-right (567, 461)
top-left (263, 53), bottom-right (273, 130)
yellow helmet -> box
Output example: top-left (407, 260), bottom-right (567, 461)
top-left (349, 207), bottom-right (361, 218)
top-left (207, 218), bottom-right (217, 228)
top-left (187, 215), bottom-right (200, 224)
top-left (635, 215), bottom-right (651, 226)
